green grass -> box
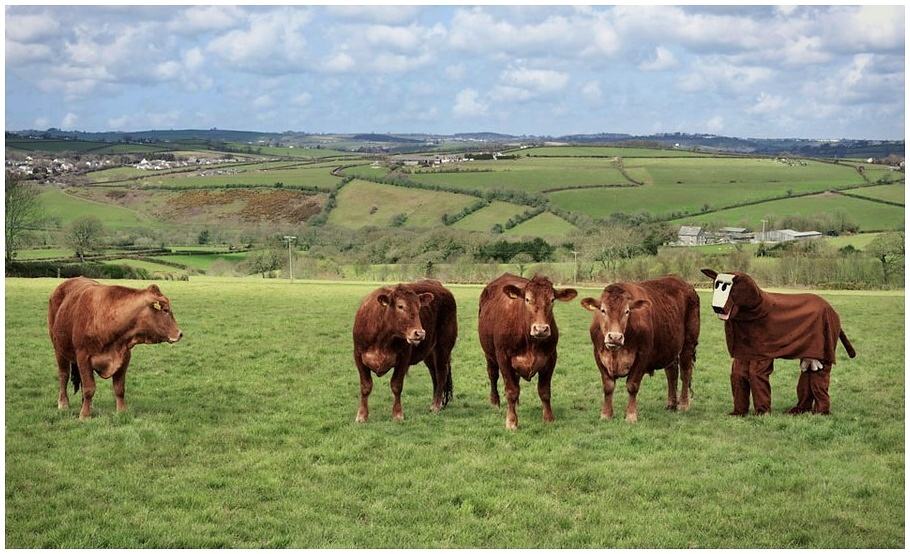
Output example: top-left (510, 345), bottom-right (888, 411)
top-left (127, 166), bottom-right (342, 190)
top-left (341, 164), bottom-right (390, 179)
top-left (38, 188), bottom-right (158, 230)
top-left (548, 158), bottom-right (864, 219)
top-left (225, 143), bottom-right (357, 159)
top-left (824, 233), bottom-right (887, 249)
top-left (5, 278), bottom-right (903, 547)
top-left (12, 248), bottom-right (79, 260)
top-left (106, 258), bottom-right (186, 275)
top-left (7, 140), bottom-right (116, 153)
top-left (451, 201), bottom-right (529, 232)
top-left (846, 184), bottom-right (905, 205)
top-left (504, 211), bottom-right (578, 238)
top-left (517, 146), bottom-right (711, 157)
top-left (156, 253), bottom-right (250, 271)
top-left (329, 180), bottom-right (477, 229)
top-left (679, 193), bottom-right (905, 232)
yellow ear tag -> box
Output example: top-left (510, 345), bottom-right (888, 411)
top-left (153, 301), bottom-right (162, 311)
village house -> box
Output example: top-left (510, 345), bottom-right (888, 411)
top-left (754, 229), bottom-right (823, 243)
top-left (677, 225), bottom-right (707, 246)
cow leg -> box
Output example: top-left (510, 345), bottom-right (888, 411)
top-left (497, 353), bottom-right (520, 430)
top-left (679, 343), bottom-right (696, 412)
top-left (664, 360), bottom-right (679, 411)
top-left (486, 356), bottom-right (500, 407)
top-left (389, 362), bottom-right (409, 422)
top-left (625, 371), bottom-right (644, 423)
top-left (537, 358), bottom-right (556, 423)
top-left (112, 351), bottom-right (130, 412)
top-left (788, 369), bottom-right (813, 415)
top-left (431, 346), bottom-right (453, 412)
top-left (600, 372), bottom-right (615, 420)
top-left (55, 353), bottom-right (70, 410)
top-left (729, 358), bottom-right (751, 416)
top-left (354, 357), bottom-right (373, 423)
top-left (425, 352), bottom-right (443, 413)
top-left (809, 364), bottom-right (832, 415)
top-left (748, 359), bottom-right (774, 415)
top-left (76, 354), bottom-right (96, 420)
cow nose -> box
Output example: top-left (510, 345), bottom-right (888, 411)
top-left (531, 323), bottom-right (550, 337)
top-left (712, 306), bottom-right (725, 314)
top-left (178, 330), bottom-right (183, 340)
top-left (413, 329), bottom-right (426, 340)
top-left (607, 332), bottom-right (624, 344)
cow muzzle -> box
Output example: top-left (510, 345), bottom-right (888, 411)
top-left (168, 330), bottom-right (183, 343)
top-left (605, 332), bottom-right (624, 350)
top-left (530, 323), bottom-right (551, 339)
top-left (407, 329), bottom-right (426, 346)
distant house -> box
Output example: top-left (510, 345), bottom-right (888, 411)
top-left (755, 229), bottom-right (823, 242)
top-left (677, 225), bottom-right (706, 246)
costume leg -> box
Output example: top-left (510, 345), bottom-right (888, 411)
top-left (748, 359), bottom-right (774, 415)
top-left (730, 358), bottom-right (751, 416)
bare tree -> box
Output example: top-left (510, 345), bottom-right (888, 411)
top-left (5, 172), bottom-right (44, 262)
top-left (868, 232), bottom-right (905, 284)
top-left (65, 216), bottom-right (104, 262)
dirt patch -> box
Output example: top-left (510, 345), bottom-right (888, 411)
top-left (166, 189), bottom-right (324, 223)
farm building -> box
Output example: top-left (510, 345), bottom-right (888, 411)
top-left (754, 229), bottom-right (823, 243)
top-left (717, 226), bottom-right (754, 243)
top-left (395, 153), bottom-right (466, 167)
top-left (677, 225), bottom-right (707, 246)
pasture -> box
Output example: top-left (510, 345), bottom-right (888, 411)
top-left (503, 211), bottom-right (578, 238)
top-left (451, 201), bottom-right (529, 232)
top-left (328, 179), bottom-right (477, 229)
top-left (846, 183), bottom-right (905, 204)
top-left (38, 188), bottom-right (157, 230)
top-left (516, 146), bottom-right (711, 157)
top-left (5, 277), bottom-right (903, 547)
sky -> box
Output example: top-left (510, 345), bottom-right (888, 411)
top-left (4, 5), bottom-right (906, 139)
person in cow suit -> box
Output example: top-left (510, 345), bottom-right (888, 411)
top-left (701, 269), bottom-right (856, 416)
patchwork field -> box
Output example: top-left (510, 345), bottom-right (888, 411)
top-left (504, 211), bottom-right (578, 238)
top-left (39, 188), bottom-right (157, 230)
top-left (517, 146), bottom-right (712, 157)
top-left (119, 165), bottom-right (342, 190)
top-left (451, 201), bottom-right (529, 232)
top-left (5, 278), bottom-right (903, 547)
top-left (845, 183), bottom-right (905, 204)
top-left (328, 180), bottom-right (478, 229)
top-left (679, 192), bottom-right (905, 231)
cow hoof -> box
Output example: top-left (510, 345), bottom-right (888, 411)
top-left (57, 401), bottom-right (69, 410)
top-left (392, 412), bottom-right (404, 422)
top-left (78, 413), bottom-right (91, 421)
top-left (679, 401), bottom-right (691, 412)
top-left (542, 414), bottom-right (555, 423)
top-left (600, 412), bottom-right (613, 420)
top-left (728, 411), bottom-right (747, 417)
top-left (430, 403), bottom-right (441, 414)
top-left (505, 420), bottom-right (518, 431)
top-left (665, 404), bottom-right (678, 411)
top-left (355, 411), bottom-right (368, 423)
top-left (490, 395), bottom-right (500, 407)
top-left (625, 413), bottom-right (638, 424)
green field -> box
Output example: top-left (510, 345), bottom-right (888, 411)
top-left (451, 201), bottom-right (529, 232)
top-left (125, 165), bottom-right (342, 190)
top-left (504, 211), bottom-right (578, 238)
top-left (846, 183), bottom-right (905, 204)
top-left (105, 258), bottom-right (187, 275)
top-left (517, 146), bottom-right (711, 158)
top-left (5, 278), bottom-right (903, 547)
top-left (38, 188), bottom-right (157, 229)
top-left (7, 140), bottom-right (168, 154)
top-left (329, 180), bottom-right (477, 229)
top-left (225, 143), bottom-right (357, 159)
top-left (680, 193), bottom-right (905, 231)
top-left (407, 157), bottom-right (634, 193)
top-left (341, 164), bottom-right (390, 180)
top-left (156, 252), bottom-right (250, 271)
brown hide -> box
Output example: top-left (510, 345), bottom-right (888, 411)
top-left (48, 277), bottom-right (182, 419)
top-left (352, 280), bottom-right (457, 422)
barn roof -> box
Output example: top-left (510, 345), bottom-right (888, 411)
top-left (678, 225), bottom-right (703, 236)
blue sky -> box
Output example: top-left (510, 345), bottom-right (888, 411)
top-left (5, 5), bottom-right (905, 139)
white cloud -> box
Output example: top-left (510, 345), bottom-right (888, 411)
top-left (640, 46), bottom-right (677, 72)
top-left (746, 92), bottom-right (786, 114)
top-left (677, 58), bottom-right (773, 93)
top-left (323, 52), bottom-right (355, 73)
top-left (581, 81), bottom-right (602, 104)
top-left (325, 6), bottom-right (421, 24)
top-left (705, 115), bottom-right (724, 133)
top-left (252, 95), bottom-right (274, 110)
top-left (453, 88), bottom-right (487, 118)
top-left (292, 92), bottom-right (311, 106)
top-left (168, 6), bottom-right (242, 34)
top-left (33, 116), bottom-right (49, 129)
top-left (6, 12), bottom-right (61, 43)
top-left (61, 112), bottom-right (78, 129)
top-left (445, 63), bottom-right (466, 80)
top-left (491, 65), bottom-right (569, 102)
top-left (206, 9), bottom-right (311, 74)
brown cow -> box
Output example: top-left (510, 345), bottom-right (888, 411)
top-left (49, 277), bottom-right (183, 419)
top-left (352, 280), bottom-right (457, 422)
top-left (478, 273), bottom-right (577, 430)
top-left (580, 276), bottom-right (700, 423)
top-left (701, 269), bottom-right (856, 415)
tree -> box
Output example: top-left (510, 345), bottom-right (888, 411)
top-left (197, 229), bottom-right (210, 245)
top-left (247, 246), bottom-right (283, 278)
top-left (868, 232), bottom-right (904, 283)
top-left (511, 252), bottom-right (534, 277)
top-left (5, 172), bottom-right (44, 262)
top-left (65, 216), bottom-right (104, 262)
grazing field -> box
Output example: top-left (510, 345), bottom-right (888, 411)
top-left (517, 146), bottom-right (711, 158)
top-left (504, 211), bottom-right (578, 238)
top-left (38, 188), bottom-right (157, 229)
top-left (548, 158), bottom-right (865, 220)
top-left (105, 258), bottom-right (187, 275)
top-left (406, 157), bottom-right (634, 193)
top-left (156, 252), bottom-right (250, 271)
top-left (451, 201), bottom-right (529, 232)
top-left (341, 164), bottom-right (390, 180)
top-left (679, 192), bottom-right (905, 231)
top-left (5, 278), bottom-right (903, 547)
top-left (328, 180), bottom-right (477, 229)
top-left (845, 183), bottom-right (905, 204)
top-left (123, 165), bottom-right (342, 190)
top-left (224, 143), bottom-right (358, 159)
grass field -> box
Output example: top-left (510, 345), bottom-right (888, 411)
top-left (5, 278), bottom-right (903, 547)
top-left (504, 211), bottom-right (578, 238)
top-left (679, 192), bottom-right (905, 231)
top-left (451, 201), bottom-right (529, 232)
top-left (845, 183), bottom-right (905, 204)
top-left (156, 253), bottom-right (250, 271)
top-left (39, 188), bottom-right (158, 230)
top-left (329, 180), bottom-right (477, 229)
top-left (105, 258), bottom-right (187, 275)
top-left (124, 165), bottom-right (342, 190)
top-left (224, 143), bottom-right (357, 159)
top-left (517, 146), bottom-right (711, 157)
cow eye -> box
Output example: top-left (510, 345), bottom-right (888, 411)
top-left (715, 281), bottom-right (721, 289)
top-left (600, 308), bottom-right (606, 314)
top-left (721, 283), bottom-right (728, 291)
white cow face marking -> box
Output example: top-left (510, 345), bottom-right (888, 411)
top-left (711, 273), bottom-right (735, 319)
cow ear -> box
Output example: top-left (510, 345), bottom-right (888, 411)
top-left (147, 284), bottom-right (162, 294)
top-left (700, 268), bottom-right (718, 280)
top-left (377, 293), bottom-right (391, 307)
top-left (580, 297), bottom-right (599, 312)
top-left (503, 284), bottom-right (523, 299)
top-left (151, 300), bottom-right (162, 311)
top-left (555, 288), bottom-right (578, 302)
top-left (418, 292), bottom-right (434, 307)
top-left (630, 298), bottom-right (651, 311)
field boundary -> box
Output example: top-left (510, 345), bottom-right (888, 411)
top-left (835, 190), bottom-right (905, 207)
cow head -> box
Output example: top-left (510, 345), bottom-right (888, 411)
top-left (503, 276), bottom-right (577, 340)
top-left (140, 284), bottom-right (183, 344)
top-left (377, 285), bottom-right (434, 346)
top-left (701, 269), bottom-right (762, 321)
top-left (581, 285), bottom-right (651, 351)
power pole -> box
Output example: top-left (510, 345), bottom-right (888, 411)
top-left (760, 219), bottom-right (768, 243)
top-left (571, 250), bottom-right (579, 284)
top-left (283, 235), bottom-right (297, 281)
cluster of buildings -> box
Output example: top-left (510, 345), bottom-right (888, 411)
top-left (676, 225), bottom-right (822, 246)
top-left (394, 153), bottom-right (470, 167)
top-left (134, 157), bottom-right (240, 171)
top-left (5, 155), bottom-right (113, 176)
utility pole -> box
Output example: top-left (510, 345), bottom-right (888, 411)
top-left (571, 250), bottom-right (579, 284)
top-left (760, 219), bottom-right (768, 243)
top-left (283, 235), bottom-right (297, 281)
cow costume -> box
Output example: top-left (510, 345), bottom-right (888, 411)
top-left (701, 269), bottom-right (856, 415)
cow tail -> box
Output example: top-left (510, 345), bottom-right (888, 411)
top-left (70, 362), bottom-right (81, 393)
top-left (839, 330), bottom-right (857, 358)
top-left (442, 364), bottom-right (453, 407)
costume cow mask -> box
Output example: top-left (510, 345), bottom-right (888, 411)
top-left (701, 268), bottom-right (763, 321)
